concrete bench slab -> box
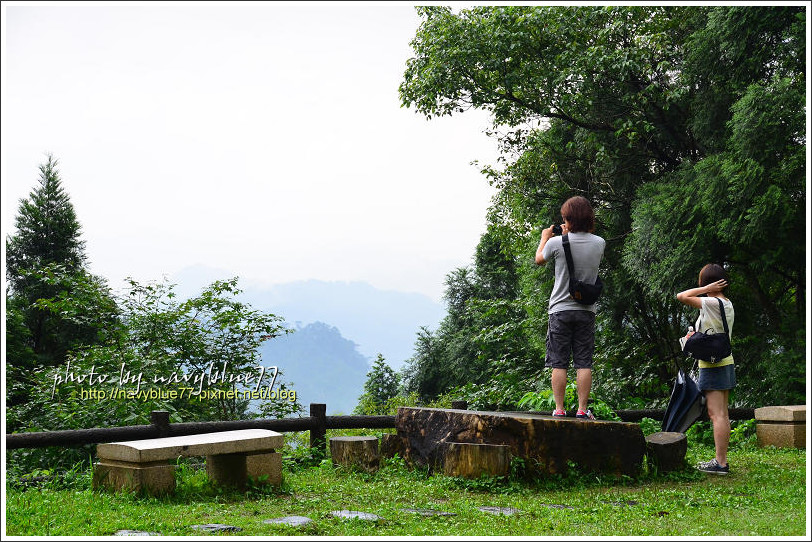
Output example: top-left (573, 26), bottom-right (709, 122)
top-left (96, 429), bottom-right (283, 462)
top-left (93, 429), bottom-right (283, 495)
top-left (755, 405), bottom-right (806, 449)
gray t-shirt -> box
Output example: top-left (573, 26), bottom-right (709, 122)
top-left (541, 232), bottom-right (606, 313)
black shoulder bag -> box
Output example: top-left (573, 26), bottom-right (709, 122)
top-left (682, 297), bottom-right (732, 364)
top-left (561, 234), bottom-right (603, 305)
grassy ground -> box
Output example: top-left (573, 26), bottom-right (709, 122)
top-left (4, 429), bottom-right (808, 537)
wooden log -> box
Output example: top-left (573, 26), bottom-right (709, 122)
top-left (644, 432), bottom-right (687, 473)
top-left (395, 407), bottom-right (646, 477)
top-left (329, 436), bottom-right (379, 473)
top-left (442, 442), bottom-right (510, 479)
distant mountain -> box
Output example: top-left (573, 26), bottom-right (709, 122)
top-left (259, 321), bottom-right (371, 415)
top-left (169, 266), bottom-right (446, 371)
top-left (242, 279), bottom-right (444, 370)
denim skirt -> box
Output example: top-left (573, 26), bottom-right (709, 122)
top-left (698, 363), bottom-right (736, 391)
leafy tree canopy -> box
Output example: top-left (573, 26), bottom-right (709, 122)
top-left (400, 5), bottom-right (805, 408)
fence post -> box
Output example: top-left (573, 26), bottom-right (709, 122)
top-left (309, 403), bottom-right (327, 458)
top-left (451, 400), bottom-right (468, 410)
top-left (151, 410), bottom-right (170, 437)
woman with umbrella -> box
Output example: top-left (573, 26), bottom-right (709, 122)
top-left (676, 263), bottom-right (735, 475)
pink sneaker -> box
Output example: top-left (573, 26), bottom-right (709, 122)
top-left (576, 409), bottom-right (596, 420)
top-left (552, 409), bottom-right (566, 417)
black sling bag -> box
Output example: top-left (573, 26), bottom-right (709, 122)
top-left (682, 297), bottom-right (732, 364)
top-left (561, 234), bottom-right (603, 305)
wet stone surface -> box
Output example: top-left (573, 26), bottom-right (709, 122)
top-left (478, 506), bottom-right (522, 516)
top-left (113, 530), bottom-right (161, 536)
top-left (190, 524), bottom-right (243, 533)
top-left (400, 507), bottom-right (457, 517)
top-left (263, 516), bottom-right (314, 527)
top-left (330, 510), bottom-right (382, 521)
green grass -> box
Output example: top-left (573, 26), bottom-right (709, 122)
top-left (5, 431), bottom-right (807, 537)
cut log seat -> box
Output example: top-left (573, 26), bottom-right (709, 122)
top-left (395, 407), bottom-right (646, 477)
top-left (92, 429), bottom-right (283, 495)
top-left (645, 431), bottom-right (687, 472)
top-left (329, 436), bottom-right (380, 473)
top-left (442, 442), bottom-right (511, 479)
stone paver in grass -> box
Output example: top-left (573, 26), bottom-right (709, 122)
top-left (113, 530), bottom-right (161, 536)
top-left (190, 524), bottom-right (243, 533)
top-left (329, 510), bottom-right (382, 521)
top-left (263, 516), bottom-right (314, 527)
top-left (478, 506), bottom-right (522, 516)
top-left (400, 507), bottom-right (457, 517)
top-left (609, 500), bottom-right (639, 507)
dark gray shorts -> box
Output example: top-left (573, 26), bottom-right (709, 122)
top-left (545, 310), bottom-right (596, 370)
top-left (698, 364), bottom-right (736, 391)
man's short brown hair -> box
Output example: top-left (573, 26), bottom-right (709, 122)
top-left (561, 196), bottom-right (595, 233)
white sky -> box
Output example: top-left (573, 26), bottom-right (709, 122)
top-left (1, 2), bottom-right (500, 302)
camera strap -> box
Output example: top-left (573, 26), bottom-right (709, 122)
top-left (561, 234), bottom-right (576, 283)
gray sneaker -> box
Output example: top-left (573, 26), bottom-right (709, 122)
top-left (697, 458), bottom-right (729, 475)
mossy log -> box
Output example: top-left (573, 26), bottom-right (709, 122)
top-left (329, 436), bottom-right (379, 473)
top-left (644, 431), bottom-right (687, 472)
top-left (442, 442), bottom-right (510, 479)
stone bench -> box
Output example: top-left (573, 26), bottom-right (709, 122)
top-left (755, 405), bottom-right (806, 449)
top-left (92, 429), bottom-right (283, 495)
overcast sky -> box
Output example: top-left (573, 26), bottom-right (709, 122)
top-left (1, 2), bottom-right (501, 302)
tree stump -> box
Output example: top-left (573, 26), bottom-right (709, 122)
top-left (645, 431), bottom-right (687, 472)
top-left (329, 436), bottom-right (379, 473)
top-left (442, 442), bottom-right (510, 479)
top-left (396, 407), bottom-right (646, 477)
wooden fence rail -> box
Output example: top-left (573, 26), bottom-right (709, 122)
top-left (5, 402), bottom-right (755, 453)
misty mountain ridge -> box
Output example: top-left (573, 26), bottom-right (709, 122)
top-left (168, 266), bottom-right (446, 414)
top-left (169, 266), bottom-right (445, 370)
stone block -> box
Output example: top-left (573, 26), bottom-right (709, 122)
top-left (754, 405), bottom-right (805, 422)
top-left (756, 422), bottom-right (806, 449)
top-left (395, 407), bottom-right (645, 477)
top-left (330, 436), bottom-right (380, 473)
top-left (92, 460), bottom-right (175, 495)
top-left (246, 452), bottom-right (282, 485)
top-left (755, 405), bottom-right (806, 449)
top-left (644, 432), bottom-right (687, 472)
top-left (442, 442), bottom-right (510, 479)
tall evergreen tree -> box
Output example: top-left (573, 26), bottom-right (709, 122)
top-left (5, 155), bottom-right (116, 379)
top-left (6, 154), bottom-right (86, 294)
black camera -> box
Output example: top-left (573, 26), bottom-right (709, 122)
top-left (552, 224), bottom-right (562, 235)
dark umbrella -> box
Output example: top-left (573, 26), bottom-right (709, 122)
top-left (662, 368), bottom-right (705, 433)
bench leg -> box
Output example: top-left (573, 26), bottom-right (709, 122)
top-left (206, 453), bottom-right (248, 487)
top-left (246, 452), bottom-right (282, 485)
top-left (93, 460), bottom-right (176, 495)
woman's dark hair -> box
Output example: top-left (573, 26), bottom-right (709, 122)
top-left (561, 196), bottom-right (595, 233)
top-left (698, 263), bottom-right (727, 289)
